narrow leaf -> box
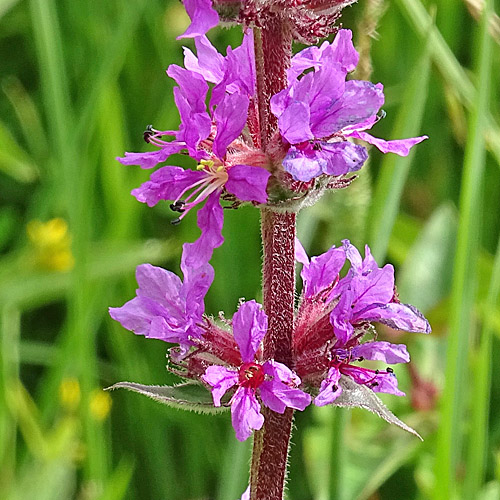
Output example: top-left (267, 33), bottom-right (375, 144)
top-left (105, 381), bottom-right (229, 414)
top-left (333, 376), bottom-right (422, 440)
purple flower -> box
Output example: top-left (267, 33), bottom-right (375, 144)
top-left (178, 0), bottom-right (219, 39)
top-left (270, 29), bottom-right (428, 182)
top-left (109, 242), bottom-right (213, 353)
top-left (202, 300), bottom-right (311, 441)
top-left (331, 240), bottom-right (431, 345)
top-left (294, 238), bottom-right (430, 406)
top-left (118, 33), bottom-right (269, 263)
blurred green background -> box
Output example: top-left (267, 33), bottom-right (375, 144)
top-left (1, 0), bottom-right (500, 498)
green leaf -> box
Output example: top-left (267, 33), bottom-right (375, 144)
top-left (105, 381), bottom-right (230, 414)
top-left (333, 376), bottom-right (422, 440)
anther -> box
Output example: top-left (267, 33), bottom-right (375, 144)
top-left (358, 356), bottom-right (364, 362)
top-left (331, 384), bottom-right (338, 392)
top-left (386, 367), bottom-right (394, 373)
top-left (143, 124), bottom-right (154, 143)
top-left (169, 201), bottom-right (185, 213)
top-left (375, 369), bottom-right (379, 374)
top-left (171, 218), bottom-right (181, 226)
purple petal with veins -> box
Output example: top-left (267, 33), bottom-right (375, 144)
top-left (225, 165), bottom-right (270, 204)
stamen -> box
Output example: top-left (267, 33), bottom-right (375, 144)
top-left (143, 124), bottom-right (154, 143)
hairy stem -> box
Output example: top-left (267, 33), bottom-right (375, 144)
top-left (250, 18), bottom-right (295, 500)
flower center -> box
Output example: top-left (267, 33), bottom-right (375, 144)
top-left (238, 362), bottom-right (265, 389)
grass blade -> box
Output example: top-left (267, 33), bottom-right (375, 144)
top-left (432, 1), bottom-right (493, 497)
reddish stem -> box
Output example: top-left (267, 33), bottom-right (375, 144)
top-left (250, 18), bottom-right (295, 500)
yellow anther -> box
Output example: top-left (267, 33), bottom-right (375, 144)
top-left (199, 159), bottom-right (215, 169)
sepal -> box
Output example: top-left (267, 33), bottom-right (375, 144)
top-left (105, 381), bottom-right (230, 414)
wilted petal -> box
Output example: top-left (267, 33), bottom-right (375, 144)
top-left (363, 303), bottom-right (432, 333)
top-left (213, 93), bottom-right (250, 159)
top-left (315, 366), bottom-right (342, 406)
top-left (351, 341), bottom-right (410, 364)
top-left (232, 300), bottom-right (268, 363)
top-left (225, 165), bottom-right (270, 204)
top-left (203, 365), bottom-right (238, 406)
top-left (347, 131), bottom-right (428, 156)
top-left (302, 244), bottom-right (346, 298)
top-left (178, 0), bottom-right (219, 39)
top-left (231, 387), bottom-right (264, 441)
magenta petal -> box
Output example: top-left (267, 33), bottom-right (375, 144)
top-left (278, 101), bottom-right (314, 144)
top-left (231, 387), bottom-right (264, 441)
top-left (117, 142), bottom-right (184, 169)
top-left (315, 367), bottom-right (342, 406)
top-left (363, 303), bottom-right (432, 333)
top-left (177, 0), bottom-right (219, 39)
top-left (302, 244), bottom-right (346, 298)
top-left (183, 36), bottom-right (225, 84)
top-left (351, 341), bottom-right (410, 364)
top-left (213, 93), bottom-right (249, 159)
top-left (182, 191), bottom-right (224, 267)
top-left (295, 237), bottom-right (310, 266)
top-left (232, 300), bottom-right (268, 363)
top-left (259, 382), bottom-right (287, 413)
top-left (260, 361), bottom-right (311, 412)
top-left (203, 365), bottom-right (238, 406)
top-left (343, 365), bottom-right (405, 397)
top-left (109, 298), bottom-right (156, 338)
top-left (225, 165), bottom-right (270, 204)
top-left (319, 141), bottom-right (368, 176)
top-left (131, 167), bottom-right (206, 207)
top-left (263, 360), bottom-right (301, 386)
top-left (311, 80), bottom-right (384, 139)
top-left (135, 264), bottom-right (182, 304)
top-left (329, 29), bottom-right (359, 72)
top-left (348, 131), bottom-right (428, 156)
top-left (240, 486), bottom-right (250, 500)
top-left (282, 146), bottom-right (326, 182)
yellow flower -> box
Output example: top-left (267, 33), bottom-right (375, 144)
top-left (26, 218), bottom-right (74, 271)
top-left (59, 377), bottom-right (81, 411)
top-left (89, 390), bottom-right (112, 422)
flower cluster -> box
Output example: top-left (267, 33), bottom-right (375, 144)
top-left (110, 238), bottom-right (429, 441)
top-left (110, 8), bottom-right (431, 445)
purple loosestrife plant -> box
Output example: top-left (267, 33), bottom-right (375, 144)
top-left (108, 3), bottom-right (432, 499)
